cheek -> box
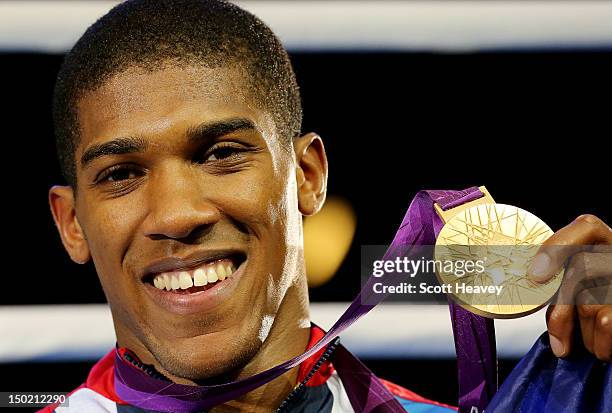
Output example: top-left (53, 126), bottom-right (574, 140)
top-left (220, 166), bottom-right (296, 243)
top-left (232, 167), bottom-right (301, 292)
top-left (80, 197), bottom-right (144, 288)
top-left (215, 163), bottom-right (299, 299)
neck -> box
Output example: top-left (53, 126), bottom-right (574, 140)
top-left (214, 277), bottom-right (311, 412)
top-left (115, 274), bottom-right (311, 412)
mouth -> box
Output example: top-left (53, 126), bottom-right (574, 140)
top-left (141, 250), bottom-right (247, 315)
top-left (142, 252), bottom-right (246, 295)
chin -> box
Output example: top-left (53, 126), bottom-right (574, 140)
top-left (152, 332), bottom-right (262, 382)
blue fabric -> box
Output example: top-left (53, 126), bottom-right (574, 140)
top-left (487, 333), bottom-right (611, 413)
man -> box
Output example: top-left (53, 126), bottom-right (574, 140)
top-left (43, 0), bottom-right (611, 412)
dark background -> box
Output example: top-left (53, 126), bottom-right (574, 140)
top-left (1, 51), bottom-right (611, 406)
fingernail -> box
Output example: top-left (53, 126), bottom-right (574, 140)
top-left (549, 334), bottom-right (565, 357)
top-left (528, 253), bottom-right (551, 280)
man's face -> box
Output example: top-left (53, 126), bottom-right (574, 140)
top-left (69, 64), bottom-right (307, 380)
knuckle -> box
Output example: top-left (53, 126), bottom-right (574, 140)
top-left (577, 304), bottom-right (598, 319)
top-left (565, 252), bottom-right (589, 282)
top-left (575, 214), bottom-right (612, 238)
top-left (547, 306), bottom-right (571, 328)
top-left (569, 252), bottom-right (596, 281)
top-left (597, 313), bottom-right (612, 335)
top-left (575, 214), bottom-right (600, 225)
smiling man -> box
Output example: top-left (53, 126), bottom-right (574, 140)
top-left (42, 0), bottom-right (612, 412)
top-left (42, 0), bottom-right (457, 412)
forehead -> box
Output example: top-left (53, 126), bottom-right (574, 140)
top-left (76, 64), bottom-right (271, 152)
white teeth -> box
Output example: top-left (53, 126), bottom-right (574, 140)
top-left (151, 259), bottom-right (238, 291)
top-left (170, 275), bottom-right (180, 290)
top-left (152, 274), bottom-right (169, 291)
top-left (193, 268), bottom-right (207, 286)
top-left (179, 271), bottom-right (193, 289)
top-left (216, 263), bottom-right (227, 280)
top-left (207, 266), bottom-right (218, 283)
top-left (163, 273), bottom-right (171, 291)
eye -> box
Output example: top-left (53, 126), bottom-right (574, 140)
top-left (96, 165), bottom-right (143, 184)
top-left (201, 144), bottom-right (245, 163)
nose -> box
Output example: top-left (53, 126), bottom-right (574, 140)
top-left (142, 165), bottom-right (221, 241)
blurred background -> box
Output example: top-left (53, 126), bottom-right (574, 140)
top-left (1, 0), bottom-right (611, 406)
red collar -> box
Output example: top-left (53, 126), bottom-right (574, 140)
top-left (297, 324), bottom-right (335, 386)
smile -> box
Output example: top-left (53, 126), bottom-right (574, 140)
top-left (141, 252), bottom-right (247, 315)
top-left (150, 258), bottom-right (237, 294)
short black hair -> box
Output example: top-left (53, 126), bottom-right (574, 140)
top-left (53, 0), bottom-right (302, 187)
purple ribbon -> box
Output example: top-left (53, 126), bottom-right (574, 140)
top-left (426, 188), bottom-right (498, 413)
top-left (115, 187), bottom-right (497, 412)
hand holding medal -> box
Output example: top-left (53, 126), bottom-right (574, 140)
top-left (433, 187), bottom-right (612, 361)
top-left (527, 214), bottom-right (612, 361)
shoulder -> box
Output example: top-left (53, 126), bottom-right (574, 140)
top-left (379, 378), bottom-right (457, 413)
top-left (37, 349), bottom-right (125, 413)
top-left (39, 387), bottom-right (118, 413)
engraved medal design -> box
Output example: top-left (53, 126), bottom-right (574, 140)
top-left (435, 203), bottom-right (563, 318)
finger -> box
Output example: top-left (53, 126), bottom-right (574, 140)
top-left (563, 253), bottom-right (612, 360)
top-left (576, 294), bottom-right (599, 355)
top-left (528, 215), bottom-right (612, 283)
top-left (546, 304), bottom-right (574, 357)
top-left (556, 252), bottom-right (612, 305)
top-left (576, 251), bottom-right (612, 279)
top-left (592, 244), bottom-right (612, 253)
top-left (593, 307), bottom-right (612, 361)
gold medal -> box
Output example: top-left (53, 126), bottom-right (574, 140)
top-left (434, 187), bottom-right (563, 319)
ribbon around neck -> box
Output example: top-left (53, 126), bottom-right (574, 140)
top-left (114, 187), bottom-right (497, 413)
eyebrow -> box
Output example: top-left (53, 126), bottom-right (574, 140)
top-left (186, 117), bottom-right (257, 143)
top-left (80, 118), bottom-right (257, 169)
top-left (80, 137), bottom-right (148, 168)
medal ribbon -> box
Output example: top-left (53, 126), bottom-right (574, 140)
top-left (114, 187), bottom-right (497, 413)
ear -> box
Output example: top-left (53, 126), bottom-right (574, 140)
top-left (49, 185), bottom-right (91, 264)
top-left (293, 133), bottom-right (328, 216)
